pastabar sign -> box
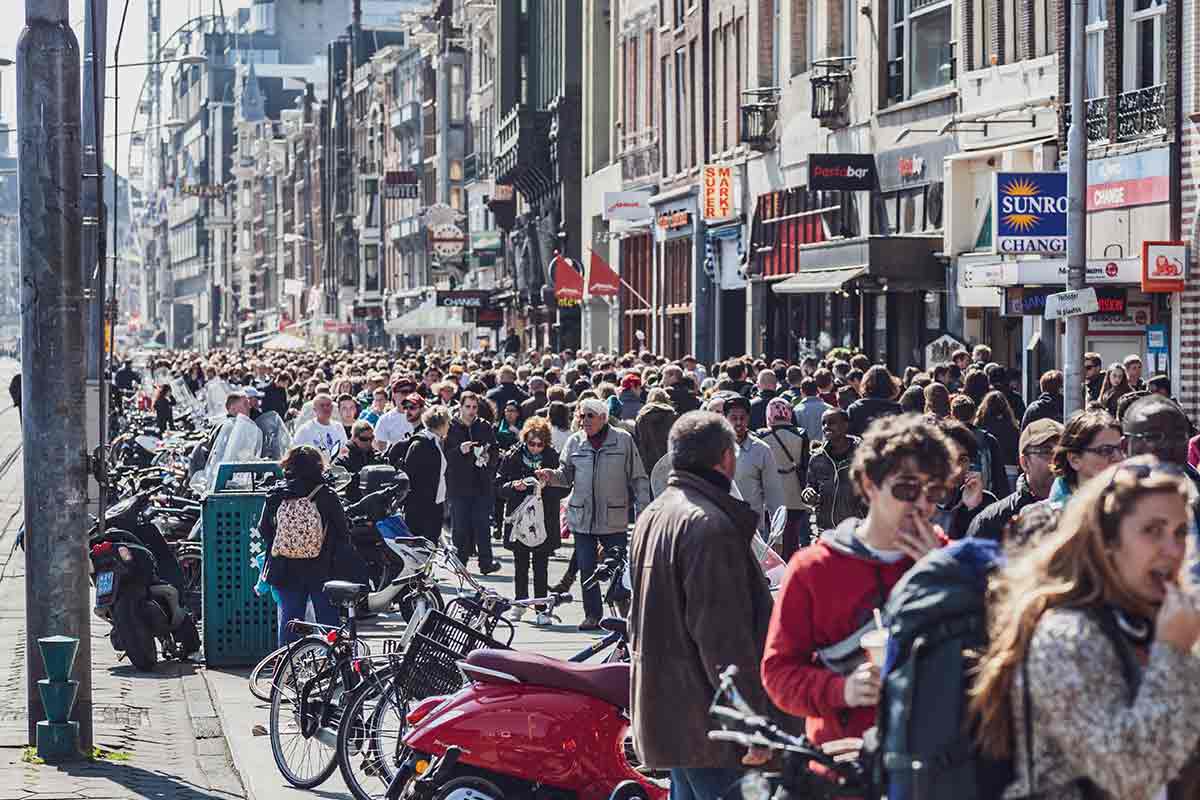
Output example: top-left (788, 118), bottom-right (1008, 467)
top-left (993, 172), bottom-right (1068, 255)
top-left (808, 154), bottom-right (877, 192)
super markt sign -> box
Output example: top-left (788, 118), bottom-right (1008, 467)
top-left (993, 172), bottom-right (1068, 255)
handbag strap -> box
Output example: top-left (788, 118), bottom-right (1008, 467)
top-left (306, 485), bottom-right (323, 501)
top-left (770, 429), bottom-right (806, 472)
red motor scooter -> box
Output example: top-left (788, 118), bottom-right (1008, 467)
top-left (384, 648), bottom-right (668, 800)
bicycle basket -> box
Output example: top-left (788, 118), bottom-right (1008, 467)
top-left (396, 610), bottom-right (510, 700)
top-left (443, 597), bottom-right (516, 646)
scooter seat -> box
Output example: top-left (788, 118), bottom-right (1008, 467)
top-left (323, 581), bottom-right (370, 607)
top-left (466, 649), bottom-right (630, 709)
top-left (599, 617), bottom-right (627, 637)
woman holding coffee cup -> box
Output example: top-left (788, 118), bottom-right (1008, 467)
top-left (970, 456), bottom-right (1200, 799)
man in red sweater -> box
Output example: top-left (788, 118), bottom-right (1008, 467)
top-left (761, 414), bottom-right (956, 748)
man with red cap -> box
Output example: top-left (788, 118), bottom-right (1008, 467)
top-left (618, 373), bottom-right (644, 421)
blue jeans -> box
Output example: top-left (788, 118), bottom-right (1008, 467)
top-left (575, 531), bottom-right (627, 620)
top-left (669, 767), bottom-right (744, 800)
top-left (276, 581), bottom-right (340, 646)
top-left (450, 494), bottom-right (495, 569)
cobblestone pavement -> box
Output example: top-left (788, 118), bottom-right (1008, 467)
top-left (0, 359), bottom-right (246, 800)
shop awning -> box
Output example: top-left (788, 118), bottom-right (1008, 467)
top-left (385, 298), bottom-right (474, 336)
top-left (772, 266), bottom-right (868, 294)
top-left (243, 328), bottom-right (273, 346)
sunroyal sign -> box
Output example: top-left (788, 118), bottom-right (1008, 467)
top-left (807, 153), bottom-right (877, 192)
top-left (701, 165), bottom-right (738, 222)
top-left (993, 172), bottom-right (1068, 255)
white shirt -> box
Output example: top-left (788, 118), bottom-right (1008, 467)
top-left (293, 419), bottom-right (348, 460)
top-left (374, 408), bottom-right (414, 447)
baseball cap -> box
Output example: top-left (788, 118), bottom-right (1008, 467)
top-left (243, 386), bottom-right (263, 399)
top-left (721, 393), bottom-right (751, 415)
top-left (404, 393), bottom-right (426, 408)
top-left (1020, 418), bottom-right (1064, 453)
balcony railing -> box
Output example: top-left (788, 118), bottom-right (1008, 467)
top-left (1065, 96), bottom-right (1111, 145)
top-left (464, 152), bottom-right (493, 183)
top-left (1116, 83), bottom-right (1166, 142)
top-left (619, 128), bottom-right (659, 183)
top-left (811, 58), bottom-right (854, 129)
top-left (740, 88), bottom-right (781, 151)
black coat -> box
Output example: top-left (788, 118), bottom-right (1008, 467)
top-left (749, 388), bottom-right (781, 431)
top-left (667, 384), bottom-right (701, 415)
top-left (965, 474), bottom-right (1042, 543)
top-left (496, 444), bottom-right (567, 556)
top-left (444, 417), bottom-right (498, 496)
top-left (486, 382), bottom-right (529, 413)
top-left (259, 476), bottom-right (362, 590)
top-left (261, 384), bottom-right (290, 419)
top-left (401, 433), bottom-right (445, 541)
top-left (1021, 392), bottom-right (1063, 428)
top-left (846, 397), bottom-right (903, 437)
top-left (334, 445), bottom-right (382, 504)
top-left (154, 396), bottom-right (174, 431)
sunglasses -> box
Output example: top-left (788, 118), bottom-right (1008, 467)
top-left (402, 403), bottom-right (417, 410)
top-left (1124, 431), bottom-right (1174, 448)
top-left (527, 439), bottom-right (547, 449)
top-left (1079, 443), bottom-right (1125, 459)
top-left (357, 435), bottom-right (375, 443)
top-left (888, 479), bottom-right (950, 505)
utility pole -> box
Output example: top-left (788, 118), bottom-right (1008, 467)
top-left (17, 0), bottom-right (93, 752)
top-left (1063, 0), bottom-right (1088, 417)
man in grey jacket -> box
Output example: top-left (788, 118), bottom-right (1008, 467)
top-left (722, 394), bottom-right (784, 534)
top-left (537, 397), bottom-right (651, 630)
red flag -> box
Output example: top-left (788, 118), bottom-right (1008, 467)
top-left (552, 252), bottom-right (584, 304)
top-left (587, 251), bottom-right (621, 297)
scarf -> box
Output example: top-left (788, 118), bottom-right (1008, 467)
top-left (521, 445), bottom-right (543, 470)
top-left (498, 418), bottom-right (513, 436)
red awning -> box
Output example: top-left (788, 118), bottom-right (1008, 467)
top-left (587, 251), bottom-right (620, 296)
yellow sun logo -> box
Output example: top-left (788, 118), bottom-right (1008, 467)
top-left (1001, 179), bottom-right (1042, 231)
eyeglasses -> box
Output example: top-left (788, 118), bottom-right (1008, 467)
top-left (1023, 446), bottom-right (1055, 458)
top-left (1124, 431), bottom-right (1173, 448)
top-left (1079, 443), bottom-right (1125, 459)
top-left (401, 403), bottom-right (417, 410)
top-left (888, 479), bottom-right (950, 505)
top-left (526, 439), bottom-right (547, 449)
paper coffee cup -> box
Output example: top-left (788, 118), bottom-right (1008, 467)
top-left (861, 629), bottom-right (888, 667)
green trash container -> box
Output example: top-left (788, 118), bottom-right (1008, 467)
top-left (202, 462), bottom-right (283, 667)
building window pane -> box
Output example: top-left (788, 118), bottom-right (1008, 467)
top-left (843, 0), bottom-right (856, 57)
top-left (909, 3), bottom-right (952, 95)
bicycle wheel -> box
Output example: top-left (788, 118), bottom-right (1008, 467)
top-left (269, 637), bottom-right (340, 788)
top-left (337, 665), bottom-right (411, 800)
top-left (249, 644), bottom-right (289, 702)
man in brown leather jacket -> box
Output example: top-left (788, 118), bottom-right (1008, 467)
top-left (628, 411), bottom-right (778, 800)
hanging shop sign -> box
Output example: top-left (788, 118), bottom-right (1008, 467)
top-left (429, 223), bottom-right (466, 259)
top-left (1004, 287), bottom-right (1055, 316)
top-left (436, 290), bottom-right (491, 308)
top-left (993, 172), bottom-right (1068, 255)
top-left (1087, 148), bottom-right (1170, 211)
top-left (603, 190), bottom-right (653, 222)
top-left (1141, 241), bottom-right (1187, 292)
top-left (701, 165), bottom-right (739, 223)
top-left (876, 137), bottom-right (957, 192)
top-left (383, 170), bottom-right (420, 200)
top-left (657, 210), bottom-right (693, 230)
top-left (179, 184), bottom-right (225, 198)
top-left (471, 230), bottom-right (502, 251)
top-left (807, 153), bottom-right (877, 192)
top-left (925, 334), bottom-right (966, 367)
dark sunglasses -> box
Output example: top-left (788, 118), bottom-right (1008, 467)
top-left (401, 403), bottom-right (417, 410)
top-left (526, 439), bottom-right (547, 448)
top-left (357, 434), bottom-right (375, 443)
top-left (888, 480), bottom-right (950, 505)
top-left (1123, 430), bottom-right (1176, 448)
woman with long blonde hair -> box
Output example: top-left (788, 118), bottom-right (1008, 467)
top-left (970, 457), bottom-right (1200, 799)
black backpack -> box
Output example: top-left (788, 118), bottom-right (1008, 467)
top-left (872, 537), bottom-right (1011, 800)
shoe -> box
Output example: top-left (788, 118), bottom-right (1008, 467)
top-left (578, 617), bottom-right (601, 632)
top-left (480, 563), bottom-right (502, 576)
top-left (534, 613), bottom-right (553, 626)
top-left (551, 569), bottom-right (578, 594)
top-left (511, 606), bottom-right (526, 622)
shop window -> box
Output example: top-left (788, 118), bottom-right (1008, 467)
top-left (888, 0), bottom-right (954, 101)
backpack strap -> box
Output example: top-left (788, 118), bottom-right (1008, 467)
top-left (306, 485), bottom-right (323, 501)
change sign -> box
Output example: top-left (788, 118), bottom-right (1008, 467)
top-left (993, 172), bottom-right (1068, 255)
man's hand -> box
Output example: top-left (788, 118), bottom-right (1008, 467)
top-left (337, 444), bottom-right (350, 460)
top-left (460, 441), bottom-right (475, 454)
top-left (534, 468), bottom-right (555, 484)
top-left (741, 746), bottom-right (771, 767)
top-left (843, 662), bottom-right (880, 708)
top-left (961, 471), bottom-right (984, 509)
top-left (801, 487), bottom-right (819, 506)
top-left (896, 512), bottom-right (941, 562)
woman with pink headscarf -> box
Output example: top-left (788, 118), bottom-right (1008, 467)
top-left (758, 396), bottom-right (811, 559)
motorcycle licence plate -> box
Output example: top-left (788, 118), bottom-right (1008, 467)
top-left (96, 571), bottom-right (114, 598)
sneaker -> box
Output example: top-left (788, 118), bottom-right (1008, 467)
top-left (578, 617), bottom-right (601, 632)
top-left (480, 563), bottom-right (502, 576)
top-left (534, 613), bottom-right (553, 626)
top-left (511, 606), bottom-right (526, 622)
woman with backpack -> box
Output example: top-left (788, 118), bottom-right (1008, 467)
top-left (400, 406), bottom-right (451, 543)
top-left (259, 445), bottom-right (357, 645)
top-left (758, 397), bottom-right (811, 559)
top-left (496, 416), bottom-right (567, 624)
top-left (970, 456), bottom-right (1200, 799)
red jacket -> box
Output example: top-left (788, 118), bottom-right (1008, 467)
top-left (761, 519), bottom-right (939, 747)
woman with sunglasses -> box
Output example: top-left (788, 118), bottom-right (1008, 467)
top-left (762, 413), bottom-right (954, 754)
top-left (1047, 410), bottom-right (1125, 504)
top-left (970, 457), bottom-right (1200, 799)
top-left (497, 416), bottom-right (568, 625)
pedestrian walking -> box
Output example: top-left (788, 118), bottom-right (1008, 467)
top-left (758, 397), bottom-right (811, 558)
top-left (400, 407), bottom-right (450, 543)
top-left (444, 391), bottom-right (500, 574)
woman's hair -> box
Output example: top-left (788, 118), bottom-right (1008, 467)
top-left (963, 370), bottom-right (992, 405)
top-left (281, 444), bottom-right (327, 480)
top-left (422, 406), bottom-right (451, 433)
top-left (970, 456), bottom-right (1196, 758)
top-left (950, 394), bottom-right (977, 424)
top-left (646, 387), bottom-right (671, 405)
top-left (937, 419), bottom-right (978, 462)
top-left (902, 366), bottom-right (920, 387)
top-left (850, 413), bottom-right (955, 497)
top-left (520, 415), bottom-right (552, 445)
top-left (975, 390), bottom-right (1019, 431)
top-left (924, 383), bottom-right (951, 418)
top-left (548, 401), bottom-right (570, 430)
top-left (862, 365), bottom-right (897, 399)
top-left (1099, 363), bottom-right (1130, 406)
top-left (1050, 409), bottom-right (1120, 486)
top-left (899, 385), bottom-right (925, 413)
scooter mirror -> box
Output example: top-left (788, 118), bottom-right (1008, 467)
top-left (327, 465), bottom-right (353, 493)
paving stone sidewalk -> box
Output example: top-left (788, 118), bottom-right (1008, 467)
top-left (0, 511), bottom-right (246, 800)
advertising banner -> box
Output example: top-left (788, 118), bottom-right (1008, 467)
top-left (993, 172), bottom-right (1068, 255)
